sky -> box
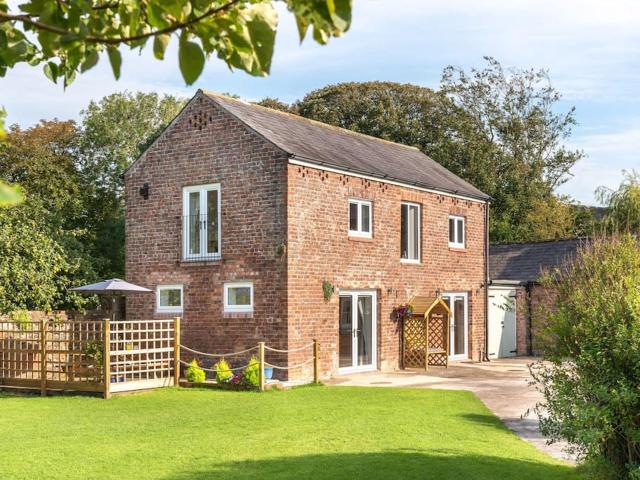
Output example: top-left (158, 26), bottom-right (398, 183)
top-left (2, 0), bottom-right (639, 205)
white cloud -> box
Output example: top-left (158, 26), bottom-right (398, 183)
top-left (559, 126), bottom-right (640, 204)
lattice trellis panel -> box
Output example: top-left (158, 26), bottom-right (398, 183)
top-left (403, 316), bottom-right (427, 368)
top-left (109, 320), bottom-right (175, 393)
top-left (427, 313), bottom-right (448, 367)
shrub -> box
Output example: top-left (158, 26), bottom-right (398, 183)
top-left (530, 234), bottom-right (640, 479)
top-left (9, 309), bottom-right (31, 331)
top-left (83, 340), bottom-right (103, 365)
top-left (213, 358), bottom-right (233, 384)
top-left (185, 359), bottom-right (205, 383)
top-left (243, 356), bottom-right (260, 388)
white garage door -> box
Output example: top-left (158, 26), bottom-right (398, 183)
top-left (488, 287), bottom-right (517, 358)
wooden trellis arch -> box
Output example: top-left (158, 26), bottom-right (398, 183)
top-left (402, 296), bottom-right (451, 370)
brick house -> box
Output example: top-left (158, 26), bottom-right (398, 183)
top-left (488, 239), bottom-right (583, 357)
top-left (124, 90), bottom-right (491, 379)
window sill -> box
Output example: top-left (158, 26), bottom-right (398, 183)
top-left (348, 236), bottom-right (373, 243)
top-left (448, 246), bottom-right (467, 252)
top-left (223, 311), bottom-right (254, 319)
top-left (179, 257), bottom-right (222, 266)
top-left (400, 259), bottom-right (421, 265)
top-left (156, 310), bottom-right (183, 315)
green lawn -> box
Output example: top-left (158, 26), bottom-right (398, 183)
top-left (0, 386), bottom-right (582, 480)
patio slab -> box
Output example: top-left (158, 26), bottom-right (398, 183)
top-left (326, 357), bottom-right (574, 463)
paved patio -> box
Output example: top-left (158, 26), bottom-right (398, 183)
top-left (326, 357), bottom-right (574, 463)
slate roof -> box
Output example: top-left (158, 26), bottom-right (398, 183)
top-left (202, 91), bottom-right (491, 201)
top-left (489, 239), bottom-right (586, 283)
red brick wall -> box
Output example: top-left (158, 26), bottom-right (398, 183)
top-left (124, 95), bottom-right (289, 373)
top-left (514, 286), bottom-right (529, 355)
top-left (286, 163), bottom-right (488, 377)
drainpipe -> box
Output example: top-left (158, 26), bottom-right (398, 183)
top-left (483, 201), bottom-right (491, 362)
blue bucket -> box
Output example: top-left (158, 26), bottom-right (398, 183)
top-left (264, 367), bottom-right (274, 380)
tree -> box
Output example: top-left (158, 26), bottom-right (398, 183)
top-left (295, 81), bottom-right (453, 157)
top-left (596, 170), bottom-right (640, 233)
top-left (78, 91), bottom-right (186, 277)
top-left (294, 63), bottom-right (584, 242)
top-left (254, 97), bottom-right (294, 112)
top-left (0, 108), bottom-right (22, 206)
top-left (530, 234), bottom-right (640, 478)
top-left (0, 121), bottom-right (96, 312)
top-left (0, 0), bottom-right (352, 86)
top-left (440, 57), bottom-right (583, 241)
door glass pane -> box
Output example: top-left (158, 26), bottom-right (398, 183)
top-left (349, 202), bottom-right (359, 231)
top-left (457, 219), bottom-right (464, 245)
top-left (361, 204), bottom-right (370, 233)
top-left (207, 189), bottom-right (218, 254)
top-left (357, 295), bottom-right (373, 366)
top-left (454, 297), bottom-right (465, 355)
top-left (400, 204), bottom-right (408, 258)
top-left (339, 296), bottom-right (353, 368)
top-left (188, 191), bottom-right (201, 255)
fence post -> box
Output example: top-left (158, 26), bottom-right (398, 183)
top-left (174, 317), bottom-right (181, 387)
top-left (39, 319), bottom-right (47, 397)
top-left (258, 341), bottom-right (265, 392)
top-left (103, 320), bottom-right (111, 399)
top-left (313, 339), bottom-right (319, 384)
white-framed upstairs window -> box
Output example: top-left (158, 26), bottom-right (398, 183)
top-left (448, 215), bottom-right (465, 248)
top-left (401, 202), bottom-right (420, 263)
top-left (348, 199), bottom-right (372, 238)
top-left (224, 282), bottom-right (253, 313)
top-left (183, 184), bottom-right (221, 261)
top-left (156, 284), bottom-right (183, 313)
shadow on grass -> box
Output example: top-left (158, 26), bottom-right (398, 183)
top-left (163, 450), bottom-right (581, 480)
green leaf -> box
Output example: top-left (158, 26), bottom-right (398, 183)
top-left (178, 37), bottom-right (204, 85)
top-left (107, 47), bottom-right (122, 80)
top-left (43, 61), bottom-right (57, 83)
top-left (80, 50), bottom-right (99, 73)
top-left (153, 34), bottom-right (170, 60)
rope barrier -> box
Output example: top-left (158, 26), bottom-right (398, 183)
top-left (264, 342), bottom-right (314, 354)
top-left (179, 359), bottom-right (250, 373)
top-left (181, 345), bottom-right (258, 358)
top-left (265, 357), bottom-right (315, 370)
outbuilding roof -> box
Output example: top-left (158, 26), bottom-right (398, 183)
top-left (489, 238), bottom-right (586, 283)
top-left (202, 91), bottom-right (491, 201)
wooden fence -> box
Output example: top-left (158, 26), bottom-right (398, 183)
top-left (0, 318), bottom-right (179, 398)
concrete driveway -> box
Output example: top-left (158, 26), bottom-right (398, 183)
top-left (326, 357), bottom-right (573, 463)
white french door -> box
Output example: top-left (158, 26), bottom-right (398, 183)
top-left (182, 184), bottom-right (221, 260)
top-left (442, 292), bottom-right (468, 360)
top-left (338, 290), bottom-right (377, 373)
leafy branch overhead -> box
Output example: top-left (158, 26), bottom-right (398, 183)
top-left (0, 0), bottom-right (352, 86)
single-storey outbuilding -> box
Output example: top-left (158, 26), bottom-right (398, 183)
top-left (488, 238), bottom-right (584, 357)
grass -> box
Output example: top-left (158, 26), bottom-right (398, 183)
top-left (0, 386), bottom-right (582, 480)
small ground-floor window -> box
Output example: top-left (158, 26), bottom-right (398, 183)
top-left (156, 284), bottom-right (183, 313)
top-left (224, 282), bottom-right (253, 313)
